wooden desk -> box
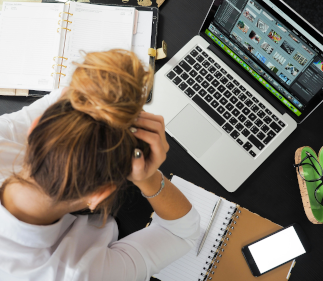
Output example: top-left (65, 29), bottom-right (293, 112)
top-left (0, 0), bottom-right (322, 280)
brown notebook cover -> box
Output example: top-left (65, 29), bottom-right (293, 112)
top-left (205, 206), bottom-right (294, 280)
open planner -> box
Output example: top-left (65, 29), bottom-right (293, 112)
top-left (151, 176), bottom-right (296, 281)
top-left (0, 1), bottom-right (155, 92)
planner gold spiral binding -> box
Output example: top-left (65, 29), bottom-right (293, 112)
top-left (59, 11), bottom-right (73, 17)
top-left (51, 72), bottom-right (66, 77)
top-left (52, 64), bottom-right (67, 69)
top-left (58, 20), bottom-right (72, 25)
top-left (198, 206), bottom-right (241, 281)
top-left (57, 27), bottom-right (71, 33)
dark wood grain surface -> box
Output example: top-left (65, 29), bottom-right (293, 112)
top-left (1, 1), bottom-right (323, 280)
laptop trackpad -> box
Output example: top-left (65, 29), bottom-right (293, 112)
top-left (166, 104), bottom-right (222, 158)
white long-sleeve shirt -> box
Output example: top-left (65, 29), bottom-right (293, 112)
top-left (0, 89), bottom-right (201, 281)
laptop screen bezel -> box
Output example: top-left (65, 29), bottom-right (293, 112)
top-left (198, 0), bottom-right (323, 123)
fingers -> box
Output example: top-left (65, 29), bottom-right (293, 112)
top-left (128, 148), bottom-right (146, 182)
top-left (139, 111), bottom-right (165, 128)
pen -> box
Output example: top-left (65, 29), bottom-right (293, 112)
top-left (197, 198), bottom-right (222, 256)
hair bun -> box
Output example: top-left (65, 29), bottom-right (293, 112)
top-left (66, 49), bottom-right (153, 129)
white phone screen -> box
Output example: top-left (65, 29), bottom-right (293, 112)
top-left (248, 226), bottom-right (306, 274)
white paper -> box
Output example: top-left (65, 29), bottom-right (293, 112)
top-left (0, 2), bottom-right (64, 91)
top-left (153, 176), bottom-right (237, 281)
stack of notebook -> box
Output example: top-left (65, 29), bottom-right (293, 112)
top-left (0, 1), bottom-right (155, 95)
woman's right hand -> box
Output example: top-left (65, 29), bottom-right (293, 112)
top-left (127, 111), bottom-right (169, 186)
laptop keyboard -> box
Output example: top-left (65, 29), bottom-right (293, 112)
top-left (166, 45), bottom-right (286, 158)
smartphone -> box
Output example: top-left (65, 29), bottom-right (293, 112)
top-left (241, 223), bottom-right (310, 277)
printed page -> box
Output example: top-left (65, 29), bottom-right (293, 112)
top-left (0, 2), bottom-right (65, 91)
top-left (131, 10), bottom-right (153, 70)
top-left (0, 0), bottom-right (41, 12)
top-left (153, 176), bottom-right (237, 281)
top-left (59, 3), bottom-right (136, 87)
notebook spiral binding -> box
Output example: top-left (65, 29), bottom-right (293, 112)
top-left (198, 205), bottom-right (241, 281)
top-left (52, 4), bottom-right (73, 81)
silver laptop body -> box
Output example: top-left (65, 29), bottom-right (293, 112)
top-left (145, 0), bottom-right (323, 192)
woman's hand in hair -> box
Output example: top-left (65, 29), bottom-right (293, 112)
top-left (128, 112), bottom-right (169, 185)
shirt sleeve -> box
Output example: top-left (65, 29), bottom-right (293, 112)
top-left (105, 206), bottom-right (200, 281)
top-left (0, 88), bottom-right (62, 145)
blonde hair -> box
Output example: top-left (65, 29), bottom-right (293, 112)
top-left (1, 49), bottom-right (153, 224)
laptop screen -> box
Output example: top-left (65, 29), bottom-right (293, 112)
top-left (201, 0), bottom-right (323, 118)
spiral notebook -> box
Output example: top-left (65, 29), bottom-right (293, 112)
top-left (0, 1), bottom-right (155, 92)
top-left (151, 176), bottom-right (296, 281)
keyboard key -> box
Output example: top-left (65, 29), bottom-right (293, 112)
top-left (226, 103), bottom-right (234, 111)
top-left (173, 76), bottom-right (182, 85)
top-left (180, 60), bottom-right (192, 71)
top-left (199, 68), bottom-right (207, 76)
top-left (194, 63), bottom-right (202, 71)
top-left (217, 105), bottom-right (225, 114)
top-left (220, 69), bottom-right (227, 75)
top-left (261, 124), bottom-right (270, 133)
top-left (242, 108), bottom-right (251, 116)
top-left (238, 93), bottom-right (247, 101)
top-left (257, 131), bottom-right (266, 140)
top-left (187, 78), bottom-right (195, 86)
top-left (233, 88), bottom-right (241, 95)
top-left (251, 105), bottom-right (259, 113)
top-left (201, 81), bottom-right (210, 88)
top-left (244, 99), bottom-right (253, 107)
top-left (190, 49), bottom-right (198, 57)
top-left (213, 92), bottom-right (221, 100)
top-left (236, 101), bottom-right (244, 110)
top-left (222, 123), bottom-right (233, 133)
top-left (278, 121), bottom-right (285, 127)
top-left (272, 114), bottom-right (279, 122)
top-left (180, 72), bottom-right (189, 80)
top-left (205, 74), bottom-right (214, 82)
top-left (212, 80), bottom-right (220, 88)
top-left (196, 46), bottom-right (202, 52)
top-left (205, 94), bottom-right (213, 102)
top-left (239, 85), bottom-right (246, 92)
top-left (196, 55), bottom-right (204, 62)
top-left (263, 116), bottom-right (272, 124)
top-left (208, 57), bottom-right (215, 63)
top-left (258, 103), bottom-right (265, 109)
top-left (207, 86), bottom-right (216, 94)
top-left (227, 74), bottom-right (233, 80)
top-left (211, 100), bottom-right (219, 108)
top-left (229, 117), bottom-right (238, 126)
top-left (232, 108), bottom-right (240, 117)
top-left (184, 88), bottom-right (195, 98)
top-left (251, 126), bottom-right (259, 134)
top-left (263, 135), bottom-right (273, 145)
top-left (173, 66), bottom-right (183, 75)
top-left (249, 150), bottom-right (256, 157)
top-left (245, 91), bottom-right (252, 97)
top-left (235, 123), bottom-right (244, 131)
top-left (255, 119), bottom-right (263, 127)
top-left (230, 96), bottom-right (238, 104)
top-left (242, 129), bottom-right (250, 137)
top-left (257, 110), bottom-right (266, 119)
top-left (192, 95), bottom-right (225, 126)
top-left (178, 82), bottom-right (188, 91)
top-left (244, 120), bottom-right (252, 128)
top-left (193, 84), bottom-right (201, 91)
top-left (218, 85), bottom-right (226, 93)
top-left (220, 77), bottom-right (228, 84)
top-left (252, 97), bottom-right (259, 103)
top-left (236, 138), bottom-right (243, 145)
top-left (232, 79), bottom-right (240, 86)
top-left (214, 62), bottom-right (221, 69)
top-left (248, 113), bottom-right (257, 121)
top-left (189, 69), bottom-right (198, 77)
top-left (196, 75), bottom-right (203, 83)
top-left (167, 71), bottom-right (176, 80)
top-left (270, 122), bottom-right (282, 133)
top-left (202, 51), bottom-right (208, 58)
top-left (219, 97), bottom-right (228, 105)
top-left (238, 114), bottom-right (247, 123)
top-left (223, 111), bottom-right (232, 120)
top-left (248, 135), bottom-right (264, 150)
top-left (224, 90), bottom-right (232, 99)
top-left (215, 72), bottom-right (222, 79)
top-left (230, 130), bottom-right (240, 139)
top-left (199, 89), bottom-right (207, 97)
top-left (209, 66), bottom-right (216, 74)
top-left (265, 109), bottom-right (272, 115)
top-left (267, 130), bottom-right (276, 138)
top-left (243, 142), bottom-right (253, 151)
top-left (202, 61), bottom-right (211, 68)
top-left (226, 82), bottom-right (235, 90)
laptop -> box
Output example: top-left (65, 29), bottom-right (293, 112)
top-left (144, 0), bottom-right (323, 192)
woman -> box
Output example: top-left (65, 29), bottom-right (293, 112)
top-left (0, 50), bottom-right (200, 281)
